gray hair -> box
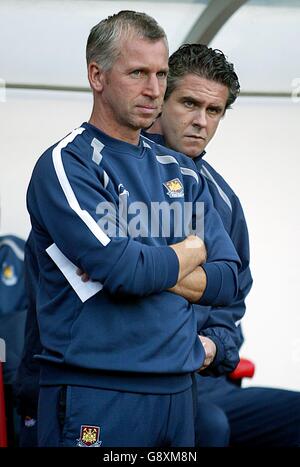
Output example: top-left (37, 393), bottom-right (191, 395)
top-left (86, 10), bottom-right (168, 71)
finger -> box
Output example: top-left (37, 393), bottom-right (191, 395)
top-left (199, 359), bottom-right (209, 370)
top-left (81, 273), bottom-right (90, 282)
top-left (76, 268), bottom-right (83, 276)
top-left (199, 364), bottom-right (208, 371)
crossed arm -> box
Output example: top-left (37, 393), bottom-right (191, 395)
top-left (78, 234), bottom-right (214, 370)
top-left (169, 237), bottom-right (216, 370)
top-left (78, 234), bottom-right (208, 301)
top-left (169, 235), bottom-right (207, 295)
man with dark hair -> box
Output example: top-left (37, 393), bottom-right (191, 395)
top-left (25, 13), bottom-right (241, 447)
top-left (147, 43), bottom-right (300, 447)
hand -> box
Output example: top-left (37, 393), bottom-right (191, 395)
top-left (170, 235), bottom-right (207, 283)
top-left (76, 268), bottom-right (90, 282)
top-left (168, 266), bottom-right (207, 302)
top-left (198, 335), bottom-right (217, 371)
top-left (184, 235), bottom-right (207, 265)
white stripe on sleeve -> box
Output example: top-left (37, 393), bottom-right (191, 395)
top-left (52, 127), bottom-right (110, 246)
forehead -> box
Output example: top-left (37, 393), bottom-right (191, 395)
top-left (115, 35), bottom-right (168, 69)
top-left (174, 74), bottom-right (229, 105)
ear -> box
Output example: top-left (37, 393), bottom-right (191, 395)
top-left (88, 62), bottom-right (105, 92)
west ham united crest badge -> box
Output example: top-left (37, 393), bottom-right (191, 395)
top-left (76, 425), bottom-right (102, 447)
top-left (163, 178), bottom-right (184, 198)
top-left (1, 263), bottom-right (17, 286)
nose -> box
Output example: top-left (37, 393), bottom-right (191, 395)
top-left (143, 75), bottom-right (161, 99)
top-left (193, 109), bottom-right (207, 129)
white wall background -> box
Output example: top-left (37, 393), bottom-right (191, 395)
top-left (210, 2), bottom-right (300, 93)
top-left (0, 0), bottom-right (205, 87)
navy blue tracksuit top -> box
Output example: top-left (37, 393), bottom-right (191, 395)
top-left (146, 132), bottom-right (253, 374)
top-left (195, 155), bottom-right (253, 352)
top-left (26, 123), bottom-right (240, 394)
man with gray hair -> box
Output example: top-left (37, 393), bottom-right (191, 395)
top-left (26, 12), bottom-right (241, 447)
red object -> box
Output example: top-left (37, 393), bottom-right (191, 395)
top-left (0, 362), bottom-right (7, 447)
top-left (229, 357), bottom-right (255, 381)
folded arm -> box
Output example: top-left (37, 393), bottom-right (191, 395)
top-left (28, 141), bottom-right (205, 297)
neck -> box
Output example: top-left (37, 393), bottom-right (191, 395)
top-left (89, 104), bottom-right (140, 146)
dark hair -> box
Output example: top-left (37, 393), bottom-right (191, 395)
top-left (165, 43), bottom-right (240, 109)
top-left (86, 10), bottom-right (168, 71)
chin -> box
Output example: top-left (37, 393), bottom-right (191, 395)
top-left (138, 117), bottom-right (157, 129)
top-left (182, 147), bottom-right (202, 158)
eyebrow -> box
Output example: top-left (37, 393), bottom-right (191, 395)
top-left (208, 104), bottom-right (224, 112)
top-left (180, 95), bottom-right (224, 111)
top-left (128, 65), bottom-right (169, 74)
top-left (180, 95), bottom-right (199, 104)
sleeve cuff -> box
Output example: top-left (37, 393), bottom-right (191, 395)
top-left (153, 246), bottom-right (179, 289)
top-left (199, 262), bottom-right (222, 305)
top-left (202, 333), bottom-right (225, 369)
top-left (200, 261), bottom-right (238, 306)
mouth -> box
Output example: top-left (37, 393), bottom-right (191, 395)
top-left (136, 105), bottom-right (157, 114)
top-left (184, 135), bottom-right (206, 141)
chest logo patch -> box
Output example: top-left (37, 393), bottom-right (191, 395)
top-left (77, 425), bottom-right (102, 447)
top-left (163, 178), bottom-right (184, 198)
top-left (1, 263), bottom-right (17, 286)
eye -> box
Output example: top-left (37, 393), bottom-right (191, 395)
top-left (157, 71), bottom-right (167, 79)
top-left (184, 100), bottom-right (195, 109)
top-left (131, 70), bottom-right (142, 77)
top-left (208, 107), bottom-right (222, 116)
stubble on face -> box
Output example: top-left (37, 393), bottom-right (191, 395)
top-left (98, 35), bottom-right (168, 143)
top-left (160, 75), bottom-right (228, 158)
